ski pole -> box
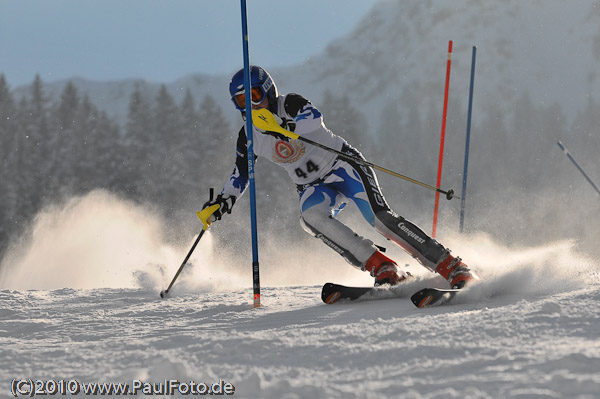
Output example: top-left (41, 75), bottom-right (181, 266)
top-left (557, 140), bottom-right (600, 197)
top-left (160, 191), bottom-right (220, 298)
top-left (159, 229), bottom-right (206, 298)
top-left (253, 109), bottom-right (458, 200)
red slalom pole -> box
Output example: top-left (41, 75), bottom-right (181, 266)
top-left (432, 40), bottom-right (453, 238)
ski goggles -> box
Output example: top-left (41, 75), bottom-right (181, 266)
top-left (232, 86), bottom-right (266, 110)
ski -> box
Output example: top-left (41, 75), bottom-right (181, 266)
top-left (321, 282), bottom-right (414, 304)
top-left (322, 281), bottom-right (467, 309)
top-left (321, 283), bottom-right (373, 304)
top-left (322, 282), bottom-right (463, 308)
top-left (410, 287), bottom-right (460, 308)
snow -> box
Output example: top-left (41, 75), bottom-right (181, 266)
top-left (1, 191), bottom-right (599, 398)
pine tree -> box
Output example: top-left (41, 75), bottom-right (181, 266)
top-left (23, 75), bottom-right (52, 200)
top-left (189, 94), bottom-right (235, 204)
top-left (151, 84), bottom-right (181, 211)
top-left (4, 96), bottom-right (38, 244)
top-left (0, 75), bottom-right (15, 166)
top-left (124, 83), bottom-right (153, 197)
top-left (0, 75), bottom-right (17, 253)
top-left (196, 94), bottom-right (232, 171)
top-left (3, 76), bottom-right (57, 240)
top-left (76, 95), bottom-right (98, 191)
top-left (48, 81), bottom-right (82, 195)
top-left (77, 95), bottom-right (124, 192)
top-left (174, 90), bottom-right (201, 199)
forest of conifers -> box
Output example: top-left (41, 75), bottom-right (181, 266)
top-left (2, 73), bottom-right (600, 259)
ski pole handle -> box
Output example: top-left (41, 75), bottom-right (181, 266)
top-left (196, 205), bottom-right (220, 230)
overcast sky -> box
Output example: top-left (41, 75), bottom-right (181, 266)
top-left (1, 0), bottom-right (378, 87)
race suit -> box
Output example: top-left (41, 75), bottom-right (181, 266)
top-left (221, 93), bottom-right (449, 271)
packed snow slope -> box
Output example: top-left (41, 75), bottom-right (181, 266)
top-left (1, 191), bottom-right (599, 398)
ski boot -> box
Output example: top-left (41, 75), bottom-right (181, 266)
top-left (366, 251), bottom-right (411, 286)
top-left (435, 254), bottom-right (479, 289)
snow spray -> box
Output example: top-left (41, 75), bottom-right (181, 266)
top-left (0, 190), bottom-right (243, 291)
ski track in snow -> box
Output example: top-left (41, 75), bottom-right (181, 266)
top-left (2, 268), bottom-right (599, 398)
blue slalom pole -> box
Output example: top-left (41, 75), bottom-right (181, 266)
top-left (239, 0), bottom-right (261, 308)
top-left (557, 141), bottom-right (600, 198)
top-left (459, 46), bottom-right (477, 233)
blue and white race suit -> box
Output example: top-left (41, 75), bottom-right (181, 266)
top-left (221, 93), bottom-right (448, 271)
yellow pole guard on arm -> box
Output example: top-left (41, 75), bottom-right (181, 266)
top-left (252, 109), bottom-right (300, 140)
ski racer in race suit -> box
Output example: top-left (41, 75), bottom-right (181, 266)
top-left (203, 65), bottom-right (478, 288)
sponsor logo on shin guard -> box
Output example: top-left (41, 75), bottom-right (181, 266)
top-left (316, 233), bottom-right (346, 256)
top-left (397, 222), bottom-right (426, 244)
top-left (359, 165), bottom-right (385, 207)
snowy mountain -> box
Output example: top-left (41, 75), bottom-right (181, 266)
top-left (284, 0), bottom-right (600, 126)
top-left (12, 0), bottom-right (600, 129)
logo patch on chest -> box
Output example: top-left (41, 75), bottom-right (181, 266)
top-left (273, 140), bottom-right (305, 164)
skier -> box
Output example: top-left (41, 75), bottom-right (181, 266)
top-left (202, 65), bottom-right (478, 288)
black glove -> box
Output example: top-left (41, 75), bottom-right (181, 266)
top-left (262, 130), bottom-right (290, 142)
top-left (202, 193), bottom-right (236, 221)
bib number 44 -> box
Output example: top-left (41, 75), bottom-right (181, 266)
top-left (295, 160), bottom-right (320, 179)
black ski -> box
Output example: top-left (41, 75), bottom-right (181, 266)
top-left (410, 287), bottom-right (460, 308)
top-left (321, 283), bottom-right (374, 304)
top-left (321, 282), bottom-right (414, 304)
top-left (322, 282), bottom-right (463, 308)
